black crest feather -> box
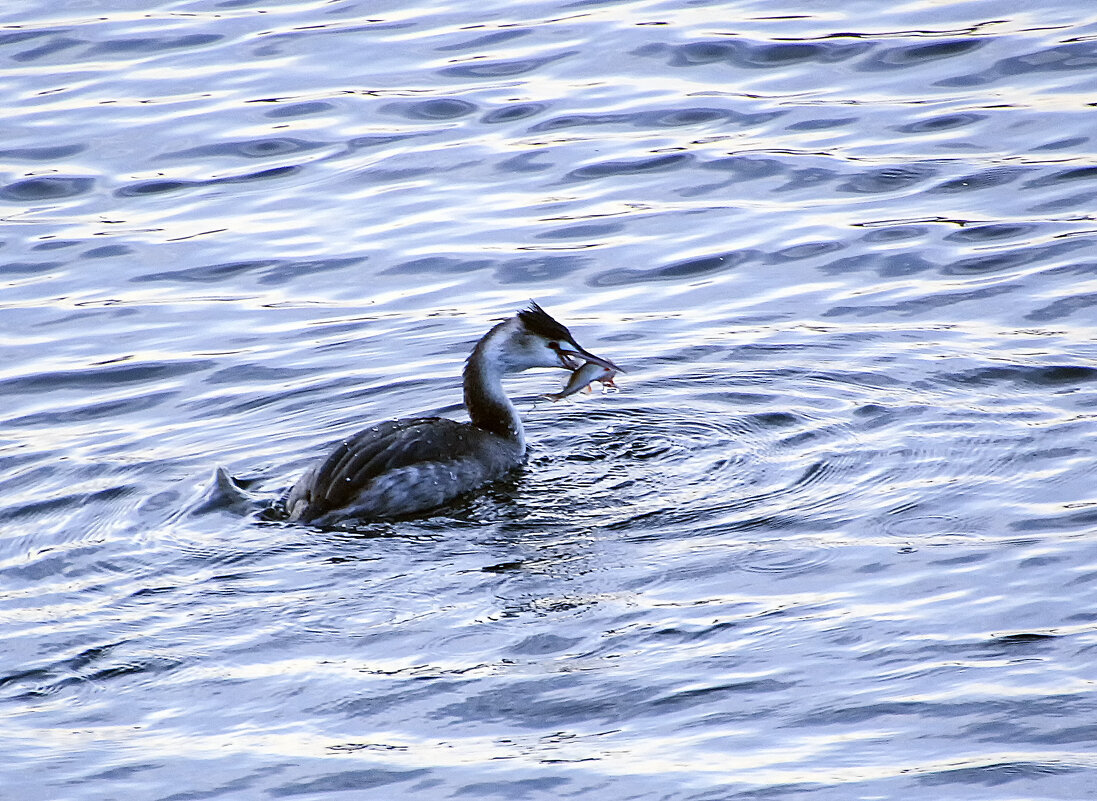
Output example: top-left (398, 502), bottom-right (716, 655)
top-left (517, 302), bottom-right (573, 343)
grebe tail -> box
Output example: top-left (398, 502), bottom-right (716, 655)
top-left (283, 303), bottom-right (620, 524)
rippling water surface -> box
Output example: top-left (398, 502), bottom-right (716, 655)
top-left (4, 0), bottom-right (1097, 798)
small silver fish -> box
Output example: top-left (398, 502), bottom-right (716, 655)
top-left (545, 360), bottom-right (618, 402)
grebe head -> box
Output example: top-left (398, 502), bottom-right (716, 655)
top-left (502, 302), bottom-right (622, 373)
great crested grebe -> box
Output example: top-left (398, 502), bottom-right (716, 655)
top-left (283, 303), bottom-right (621, 524)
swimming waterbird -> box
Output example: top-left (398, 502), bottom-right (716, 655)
top-left (283, 303), bottom-right (621, 524)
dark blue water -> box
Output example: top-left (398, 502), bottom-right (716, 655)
top-left (3, 1), bottom-right (1097, 798)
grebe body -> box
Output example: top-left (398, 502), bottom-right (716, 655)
top-left (284, 303), bottom-right (619, 524)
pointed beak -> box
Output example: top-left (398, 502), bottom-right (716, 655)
top-left (560, 342), bottom-right (624, 373)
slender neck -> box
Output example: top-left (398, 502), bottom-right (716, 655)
top-left (463, 321), bottom-right (526, 451)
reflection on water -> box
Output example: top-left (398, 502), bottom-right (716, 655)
top-left (3, 0), bottom-right (1097, 798)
